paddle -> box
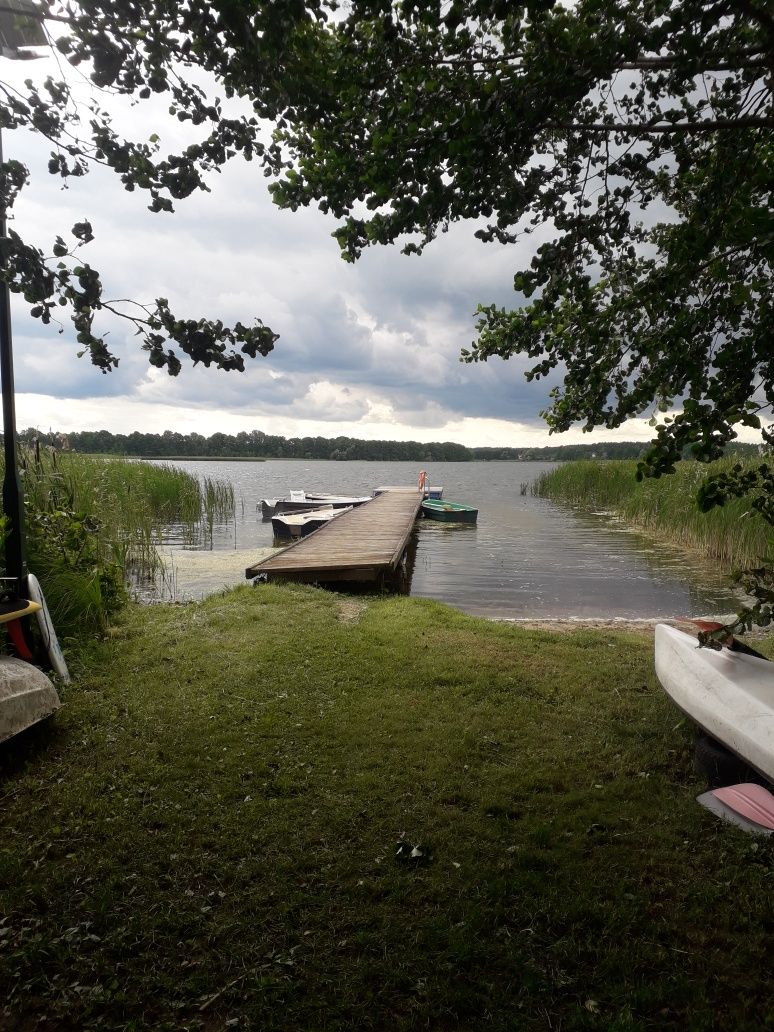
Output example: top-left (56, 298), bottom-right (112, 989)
top-left (698, 783), bottom-right (774, 835)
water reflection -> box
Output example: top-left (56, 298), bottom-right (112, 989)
top-left (142, 459), bottom-right (742, 619)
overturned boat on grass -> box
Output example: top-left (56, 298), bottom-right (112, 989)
top-left (655, 623), bottom-right (774, 784)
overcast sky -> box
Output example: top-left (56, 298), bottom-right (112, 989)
top-left (2, 48), bottom-right (752, 449)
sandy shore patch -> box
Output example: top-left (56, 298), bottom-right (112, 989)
top-left (499, 616), bottom-right (770, 639)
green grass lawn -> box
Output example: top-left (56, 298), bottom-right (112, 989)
top-left (2, 585), bottom-right (773, 1031)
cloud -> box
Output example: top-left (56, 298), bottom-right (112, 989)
top-left (1, 53), bottom-right (722, 450)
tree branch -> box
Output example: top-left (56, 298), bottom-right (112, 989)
top-left (434, 49), bottom-right (768, 73)
top-left (550, 117), bottom-right (774, 133)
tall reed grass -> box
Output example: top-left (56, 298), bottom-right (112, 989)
top-left (533, 458), bottom-right (773, 571)
top-left (3, 449), bottom-right (234, 638)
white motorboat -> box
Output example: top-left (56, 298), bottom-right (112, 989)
top-left (304, 492), bottom-right (371, 505)
top-left (654, 623), bottom-right (774, 782)
top-left (271, 505), bottom-right (352, 540)
top-left (261, 491), bottom-right (370, 520)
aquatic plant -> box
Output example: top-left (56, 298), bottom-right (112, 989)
top-left (1, 449), bottom-right (235, 637)
top-left (201, 475), bottom-right (235, 546)
top-left (533, 458), bottom-right (773, 572)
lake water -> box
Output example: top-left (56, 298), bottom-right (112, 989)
top-left (145, 458), bottom-right (741, 620)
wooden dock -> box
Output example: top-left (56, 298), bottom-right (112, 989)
top-left (245, 487), bottom-right (423, 584)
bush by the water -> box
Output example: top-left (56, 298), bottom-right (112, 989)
top-left (2, 450), bottom-right (234, 639)
top-left (534, 458), bottom-right (773, 571)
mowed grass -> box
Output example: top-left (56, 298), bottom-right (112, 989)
top-left (2, 585), bottom-right (773, 1031)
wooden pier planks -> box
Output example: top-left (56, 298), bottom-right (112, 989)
top-left (245, 487), bottom-right (423, 583)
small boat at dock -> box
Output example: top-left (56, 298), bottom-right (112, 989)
top-left (260, 491), bottom-right (370, 520)
top-left (420, 499), bottom-right (478, 524)
top-left (271, 505), bottom-right (352, 540)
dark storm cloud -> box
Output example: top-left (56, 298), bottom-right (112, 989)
top-left (14, 325), bottom-right (152, 400)
top-left (270, 295), bottom-right (375, 375)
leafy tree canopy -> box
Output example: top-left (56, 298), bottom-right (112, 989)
top-left (3, 1), bottom-right (771, 428)
top-left (20, 425), bottom-right (666, 462)
top-left (263, 0), bottom-right (773, 474)
top-left (1, 0), bottom-right (335, 374)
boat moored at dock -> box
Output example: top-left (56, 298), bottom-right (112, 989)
top-left (271, 505), bottom-right (351, 540)
top-left (260, 490), bottom-right (371, 520)
top-left (420, 499), bottom-right (478, 524)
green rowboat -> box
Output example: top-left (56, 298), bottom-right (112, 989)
top-left (420, 499), bottom-right (478, 524)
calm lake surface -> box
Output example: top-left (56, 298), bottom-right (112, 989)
top-left (147, 458), bottom-right (740, 620)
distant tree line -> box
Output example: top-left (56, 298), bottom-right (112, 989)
top-left (16, 429), bottom-right (765, 464)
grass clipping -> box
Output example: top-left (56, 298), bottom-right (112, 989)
top-left (2, 585), bottom-right (773, 1031)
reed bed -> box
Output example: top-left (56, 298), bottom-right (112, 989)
top-left (533, 458), bottom-right (774, 571)
top-left (5, 450), bottom-right (234, 636)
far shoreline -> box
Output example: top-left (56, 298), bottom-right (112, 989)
top-left (139, 455), bottom-right (267, 462)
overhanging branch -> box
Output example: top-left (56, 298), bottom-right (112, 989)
top-left (549, 117), bottom-right (774, 133)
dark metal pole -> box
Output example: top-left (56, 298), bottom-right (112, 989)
top-left (0, 127), bottom-right (28, 590)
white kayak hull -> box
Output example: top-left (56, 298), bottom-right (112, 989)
top-left (655, 623), bottom-right (774, 782)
